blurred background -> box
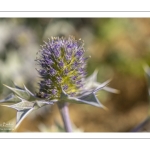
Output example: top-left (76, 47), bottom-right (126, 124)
top-left (0, 18), bottom-right (150, 132)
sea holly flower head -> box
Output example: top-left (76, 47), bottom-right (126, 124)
top-left (0, 36), bottom-right (118, 129)
top-left (35, 36), bottom-right (117, 106)
top-left (35, 36), bottom-right (87, 100)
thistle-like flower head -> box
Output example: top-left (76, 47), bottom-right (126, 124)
top-left (0, 36), bottom-right (118, 129)
top-left (36, 36), bottom-right (87, 100)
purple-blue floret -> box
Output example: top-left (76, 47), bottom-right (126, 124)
top-left (35, 36), bottom-right (88, 100)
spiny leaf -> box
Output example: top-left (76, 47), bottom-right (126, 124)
top-left (99, 84), bottom-right (120, 94)
top-left (7, 83), bottom-right (37, 101)
top-left (13, 82), bottom-right (24, 90)
top-left (86, 69), bottom-right (98, 82)
top-left (79, 92), bottom-right (105, 108)
top-left (93, 82), bottom-right (119, 93)
top-left (23, 84), bottom-right (35, 97)
top-left (7, 96), bottom-right (34, 110)
top-left (33, 100), bottom-right (54, 109)
top-left (3, 84), bottom-right (30, 99)
top-left (14, 99), bottom-right (54, 129)
top-left (60, 89), bottom-right (105, 108)
top-left (94, 79), bottom-right (111, 92)
top-left (15, 108), bottom-right (34, 129)
top-left (7, 100), bottom-right (34, 111)
top-left (84, 70), bottom-right (119, 94)
top-left (14, 100), bottom-right (54, 129)
top-left (0, 93), bottom-right (21, 104)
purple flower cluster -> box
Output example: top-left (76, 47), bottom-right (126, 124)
top-left (35, 36), bottom-right (87, 100)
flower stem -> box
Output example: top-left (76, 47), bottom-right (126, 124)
top-left (57, 102), bottom-right (72, 132)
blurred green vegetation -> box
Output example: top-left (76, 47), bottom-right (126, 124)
top-left (0, 18), bottom-right (150, 132)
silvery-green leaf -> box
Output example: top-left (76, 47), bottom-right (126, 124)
top-left (13, 101), bottom-right (52, 129)
top-left (83, 70), bottom-right (98, 90)
top-left (60, 90), bottom-right (87, 104)
top-left (59, 80), bottom-right (110, 107)
top-left (85, 69), bottom-right (98, 82)
top-left (84, 69), bottom-right (119, 94)
top-left (15, 108), bottom-right (34, 129)
top-left (12, 82), bottom-right (24, 90)
top-left (60, 89), bottom-right (83, 103)
top-left (7, 99), bottom-right (34, 111)
top-left (78, 92), bottom-right (104, 107)
top-left (94, 79), bottom-right (111, 92)
top-left (81, 79), bottom-right (111, 95)
top-left (101, 85), bottom-right (119, 94)
top-left (79, 79), bottom-right (112, 97)
top-left (33, 100), bottom-right (54, 109)
top-left (59, 88), bottom-right (80, 103)
top-left (60, 89), bottom-right (104, 107)
top-left (91, 82), bottom-right (119, 94)
top-left (13, 83), bottom-right (36, 98)
top-left (3, 84), bottom-right (30, 99)
top-left (0, 93), bottom-right (21, 104)
top-left (15, 100), bottom-right (54, 129)
top-left (23, 84), bottom-right (35, 97)
top-left (60, 89), bottom-right (68, 100)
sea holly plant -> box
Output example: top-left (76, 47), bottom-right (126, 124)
top-left (0, 36), bottom-right (118, 132)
